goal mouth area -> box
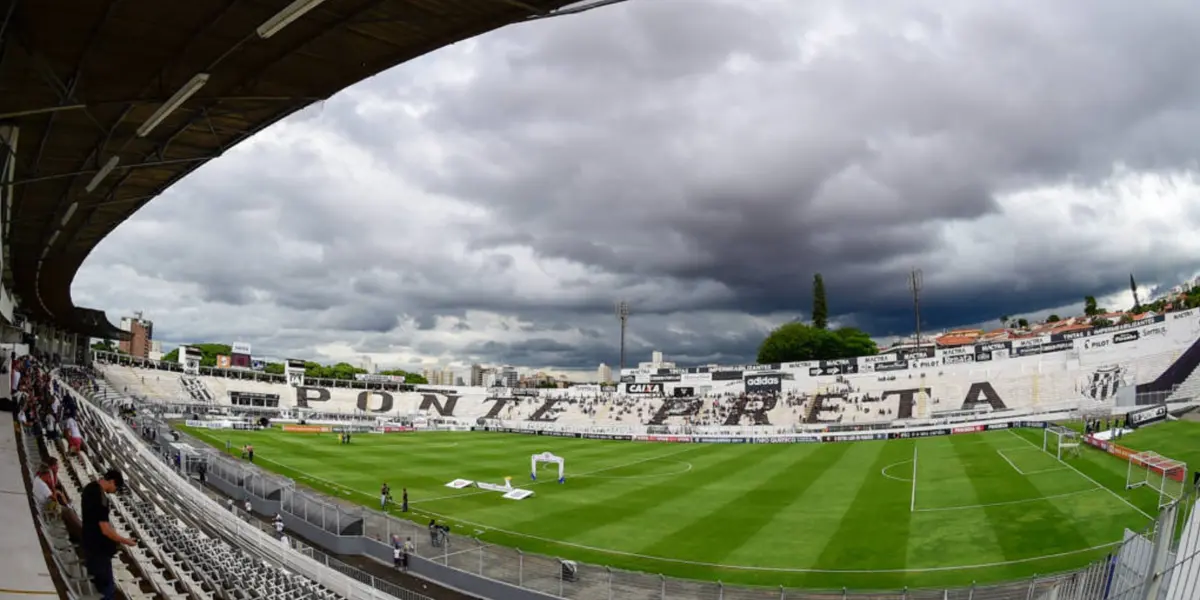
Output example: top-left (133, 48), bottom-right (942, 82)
top-left (1124, 450), bottom-right (1188, 507)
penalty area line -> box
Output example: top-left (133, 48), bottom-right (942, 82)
top-left (1006, 429), bottom-right (1153, 520)
top-left (913, 487), bottom-right (1106, 513)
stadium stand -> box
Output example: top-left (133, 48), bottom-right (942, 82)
top-left (70, 353), bottom-right (1200, 600)
top-left (92, 310), bottom-right (1200, 436)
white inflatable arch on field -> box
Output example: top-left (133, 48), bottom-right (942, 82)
top-left (531, 451), bottom-right (565, 483)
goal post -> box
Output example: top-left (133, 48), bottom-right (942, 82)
top-left (1043, 425), bottom-right (1082, 461)
top-left (1125, 451), bottom-right (1188, 508)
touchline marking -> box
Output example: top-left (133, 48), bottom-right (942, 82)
top-left (416, 500), bottom-right (1125, 574)
top-left (1006, 429), bottom-right (1153, 520)
top-left (914, 487), bottom-right (1105, 513)
top-left (880, 459), bottom-right (913, 482)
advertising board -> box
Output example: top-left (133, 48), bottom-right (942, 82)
top-left (282, 424), bottom-right (331, 433)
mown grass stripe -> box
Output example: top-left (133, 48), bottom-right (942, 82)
top-left (493, 444), bottom-right (778, 543)
top-left (640, 442), bottom-right (854, 566)
top-left (810, 440), bottom-right (915, 589)
top-left (949, 434), bottom-right (1092, 563)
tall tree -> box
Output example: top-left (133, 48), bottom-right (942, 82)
top-left (1084, 295), bottom-right (1099, 317)
top-left (757, 322), bottom-right (878, 363)
top-left (811, 274), bottom-right (828, 330)
top-left (1130, 273), bottom-right (1141, 312)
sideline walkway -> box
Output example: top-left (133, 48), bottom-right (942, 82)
top-left (0, 415), bottom-right (57, 597)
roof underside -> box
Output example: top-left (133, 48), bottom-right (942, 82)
top-left (0, 0), bottom-right (591, 338)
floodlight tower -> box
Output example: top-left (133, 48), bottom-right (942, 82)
top-left (908, 269), bottom-right (924, 348)
top-left (616, 301), bottom-right (630, 372)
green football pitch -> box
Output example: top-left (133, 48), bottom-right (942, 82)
top-left (181, 422), bottom-right (1199, 590)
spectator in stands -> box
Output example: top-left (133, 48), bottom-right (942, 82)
top-left (402, 536), bottom-right (414, 571)
top-left (66, 413), bottom-right (84, 455)
top-left (82, 469), bottom-right (135, 600)
top-left (274, 513), bottom-right (285, 538)
top-left (243, 498), bottom-right (253, 515)
top-left (31, 463), bottom-right (59, 514)
top-left (44, 457), bottom-right (71, 507)
top-left (44, 411), bottom-right (58, 441)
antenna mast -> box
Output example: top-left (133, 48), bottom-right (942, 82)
top-left (615, 301), bottom-right (630, 372)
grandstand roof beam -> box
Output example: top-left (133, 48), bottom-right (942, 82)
top-left (501, 1), bottom-right (550, 16)
top-left (10, 155), bottom-right (218, 188)
top-left (68, 0), bottom-right (398, 239)
top-left (0, 0), bottom-right (16, 49)
top-left (527, 0), bottom-right (633, 21)
top-left (24, 2), bottom-right (119, 178)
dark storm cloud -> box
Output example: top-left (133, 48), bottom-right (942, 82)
top-left (385, 0), bottom-right (1200, 332)
top-left (75, 0), bottom-right (1200, 372)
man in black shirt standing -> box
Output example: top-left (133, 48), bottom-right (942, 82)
top-left (81, 469), bottom-right (135, 600)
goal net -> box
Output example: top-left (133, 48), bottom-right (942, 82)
top-left (1125, 451), bottom-right (1188, 508)
top-left (1043, 425), bottom-right (1082, 461)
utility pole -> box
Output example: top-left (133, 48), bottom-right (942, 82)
top-left (908, 269), bottom-right (923, 350)
top-left (615, 301), bottom-right (630, 372)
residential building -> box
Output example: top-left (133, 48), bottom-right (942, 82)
top-left (118, 311), bottom-right (153, 358)
top-left (148, 340), bottom-right (163, 361)
top-left (470, 364), bottom-right (485, 387)
top-left (499, 366), bottom-right (519, 388)
top-left (597, 363), bottom-right (612, 383)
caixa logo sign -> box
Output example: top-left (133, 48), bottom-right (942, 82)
top-left (745, 376), bottom-right (781, 387)
top-left (626, 383), bottom-right (664, 394)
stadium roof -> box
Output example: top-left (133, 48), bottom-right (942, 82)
top-left (1, 0), bottom-right (618, 338)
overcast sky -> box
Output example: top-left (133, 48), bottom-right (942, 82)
top-left (72, 0), bottom-right (1200, 376)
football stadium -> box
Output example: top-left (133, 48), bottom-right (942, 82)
top-left (3, 2), bottom-right (1200, 600)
